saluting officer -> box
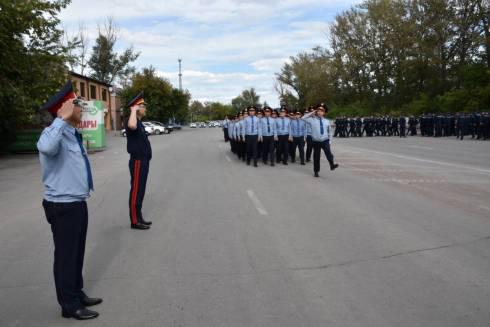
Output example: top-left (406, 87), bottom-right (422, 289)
top-left (37, 81), bottom-right (102, 320)
top-left (302, 103), bottom-right (339, 177)
top-left (275, 106), bottom-right (292, 165)
top-left (125, 92), bottom-right (152, 230)
top-left (242, 106), bottom-right (260, 167)
top-left (290, 111), bottom-right (306, 165)
top-left (259, 106), bottom-right (277, 166)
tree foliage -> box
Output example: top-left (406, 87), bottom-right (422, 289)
top-left (88, 18), bottom-right (139, 85)
top-left (119, 67), bottom-right (190, 123)
top-left (0, 0), bottom-right (73, 150)
top-left (231, 88), bottom-right (262, 111)
top-left (276, 0), bottom-right (490, 116)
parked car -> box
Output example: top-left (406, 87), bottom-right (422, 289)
top-left (173, 123), bottom-right (182, 130)
top-left (144, 122), bottom-right (167, 135)
top-left (148, 121), bottom-right (170, 134)
top-left (190, 123), bottom-right (197, 128)
top-left (199, 122), bottom-right (207, 128)
top-left (121, 124), bottom-right (153, 137)
top-left (164, 124), bottom-right (174, 133)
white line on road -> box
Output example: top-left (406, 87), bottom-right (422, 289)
top-left (225, 155), bottom-right (232, 162)
top-left (479, 205), bottom-right (490, 212)
top-left (247, 190), bottom-right (268, 216)
top-left (408, 145), bottom-right (434, 150)
top-left (343, 146), bottom-right (490, 175)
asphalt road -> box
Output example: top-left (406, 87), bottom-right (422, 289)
top-left (0, 128), bottom-right (489, 327)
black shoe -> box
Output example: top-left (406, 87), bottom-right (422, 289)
top-left (247, 161), bottom-right (250, 165)
top-left (131, 223), bottom-right (150, 230)
top-left (263, 161), bottom-right (267, 165)
top-left (141, 219), bottom-right (152, 226)
top-left (62, 308), bottom-right (99, 320)
top-left (270, 163), bottom-right (275, 167)
top-left (81, 296), bottom-right (103, 307)
top-left (254, 163), bottom-right (258, 167)
top-left (330, 163), bottom-right (339, 171)
top-left (314, 172), bottom-right (319, 177)
top-left (306, 159), bottom-right (310, 162)
top-left (301, 162), bottom-right (305, 165)
top-left (291, 160), bottom-right (296, 163)
top-left (283, 162), bottom-right (288, 165)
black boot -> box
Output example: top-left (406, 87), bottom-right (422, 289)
top-left (131, 223), bottom-right (150, 230)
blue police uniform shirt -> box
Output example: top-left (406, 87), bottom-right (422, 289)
top-left (37, 118), bottom-right (92, 202)
top-left (290, 119), bottom-right (306, 138)
top-left (243, 116), bottom-right (259, 136)
top-left (236, 120), bottom-right (244, 139)
top-left (259, 116), bottom-right (277, 137)
top-left (306, 119), bottom-right (312, 136)
top-left (229, 121), bottom-right (235, 138)
top-left (223, 119), bottom-right (230, 128)
top-left (302, 111), bottom-right (332, 143)
top-left (275, 116), bottom-right (291, 136)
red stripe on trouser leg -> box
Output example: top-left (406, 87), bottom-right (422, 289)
top-left (131, 160), bottom-right (141, 224)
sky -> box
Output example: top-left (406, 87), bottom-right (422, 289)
top-left (60, 0), bottom-right (361, 107)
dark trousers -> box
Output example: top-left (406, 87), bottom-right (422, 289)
top-left (262, 136), bottom-right (275, 163)
top-left (245, 135), bottom-right (258, 164)
top-left (291, 136), bottom-right (305, 163)
top-left (129, 158), bottom-right (150, 224)
top-left (306, 135), bottom-right (313, 161)
top-left (277, 135), bottom-right (289, 163)
top-left (223, 128), bottom-right (229, 142)
top-left (313, 140), bottom-right (335, 173)
top-left (42, 200), bottom-right (88, 314)
top-left (400, 126), bottom-right (406, 137)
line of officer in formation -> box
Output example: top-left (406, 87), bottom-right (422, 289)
top-left (226, 104), bottom-right (339, 177)
top-left (333, 112), bottom-right (490, 140)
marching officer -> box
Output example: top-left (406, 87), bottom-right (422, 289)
top-left (242, 106), bottom-right (260, 167)
top-left (259, 106), bottom-right (277, 166)
top-left (305, 106), bottom-right (314, 162)
top-left (290, 111), bottom-right (306, 165)
top-left (222, 115), bottom-right (230, 142)
top-left (275, 106), bottom-right (292, 165)
top-left (37, 81), bottom-right (102, 320)
top-left (125, 92), bottom-right (152, 230)
top-left (302, 103), bottom-right (339, 177)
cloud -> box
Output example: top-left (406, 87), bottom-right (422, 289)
top-left (60, 0), bottom-right (362, 106)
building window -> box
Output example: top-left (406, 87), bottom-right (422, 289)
top-left (80, 82), bottom-right (86, 98)
top-left (102, 89), bottom-right (107, 101)
top-left (90, 85), bottom-right (97, 99)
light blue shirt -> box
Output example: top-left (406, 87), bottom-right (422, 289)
top-left (302, 111), bottom-right (332, 143)
top-left (223, 119), bottom-right (230, 128)
top-left (290, 119), bottom-right (306, 138)
top-left (235, 120), bottom-right (244, 139)
top-left (243, 116), bottom-right (259, 136)
top-left (259, 116), bottom-right (277, 137)
top-left (275, 116), bottom-right (291, 136)
top-left (306, 120), bottom-right (312, 136)
top-left (37, 118), bottom-right (91, 202)
top-left (229, 121), bottom-right (235, 138)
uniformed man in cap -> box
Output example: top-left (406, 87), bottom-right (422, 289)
top-left (242, 106), bottom-right (260, 167)
top-left (275, 105), bottom-right (292, 165)
top-left (290, 111), bottom-right (306, 165)
top-left (222, 115), bottom-right (230, 142)
top-left (259, 106), bottom-right (277, 166)
top-left (125, 92), bottom-right (152, 230)
top-left (37, 81), bottom-right (102, 320)
top-left (305, 106), bottom-right (314, 162)
top-left (302, 103), bottom-right (339, 177)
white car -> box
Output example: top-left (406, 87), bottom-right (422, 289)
top-left (121, 124), bottom-right (153, 137)
top-left (144, 121), bottom-right (167, 135)
top-left (190, 123), bottom-right (197, 128)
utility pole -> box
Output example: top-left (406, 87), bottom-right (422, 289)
top-left (178, 58), bottom-right (183, 91)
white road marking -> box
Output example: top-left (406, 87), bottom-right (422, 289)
top-left (479, 205), bottom-right (490, 212)
top-left (225, 155), bottom-right (232, 162)
top-left (343, 146), bottom-right (490, 175)
top-left (408, 145), bottom-right (434, 150)
top-left (247, 190), bottom-right (268, 216)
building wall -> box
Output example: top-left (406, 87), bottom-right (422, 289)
top-left (71, 75), bottom-right (114, 130)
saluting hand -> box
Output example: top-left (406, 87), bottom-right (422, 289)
top-left (57, 100), bottom-right (75, 121)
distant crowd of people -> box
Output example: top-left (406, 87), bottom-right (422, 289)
top-left (333, 112), bottom-right (490, 140)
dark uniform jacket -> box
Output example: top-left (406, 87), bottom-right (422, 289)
top-left (125, 119), bottom-right (152, 160)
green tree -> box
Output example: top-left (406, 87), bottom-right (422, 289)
top-left (0, 0), bottom-right (73, 150)
top-left (119, 67), bottom-right (190, 123)
top-left (231, 88), bottom-right (261, 111)
top-left (88, 18), bottom-right (139, 85)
